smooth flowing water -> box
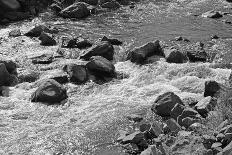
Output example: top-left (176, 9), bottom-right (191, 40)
top-left (1, 0), bottom-right (232, 155)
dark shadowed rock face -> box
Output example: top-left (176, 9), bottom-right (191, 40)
top-left (151, 92), bottom-right (184, 117)
top-left (63, 64), bottom-right (88, 84)
top-left (0, 59), bottom-right (17, 75)
top-left (31, 79), bottom-right (68, 104)
top-left (24, 25), bottom-right (58, 37)
top-left (0, 63), bottom-right (11, 87)
top-left (80, 41), bottom-right (114, 61)
top-left (204, 80), bottom-right (220, 97)
top-left (127, 40), bottom-right (165, 64)
top-left (59, 2), bottom-right (90, 19)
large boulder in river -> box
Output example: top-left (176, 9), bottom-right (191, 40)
top-left (31, 79), bottom-right (68, 104)
top-left (151, 92), bottom-right (184, 117)
top-left (59, 2), bottom-right (90, 19)
top-left (127, 40), bottom-right (165, 64)
top-left (86, 56), bottom-right (116, 78)
top-left (80, 41), bottom-right (114, 61)
top-left (63, 63), bottom-right (88, 84)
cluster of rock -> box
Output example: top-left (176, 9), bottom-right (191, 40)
top-left (50, 0), bottom-right (138, 19)
top-left (126, 40), bottom-right (208, 65)
top-left (117, 78), bottom-right (232, 154)
top-left (0, 24), bottom-right (125, 104)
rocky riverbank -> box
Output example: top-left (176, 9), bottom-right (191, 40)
top-left (1, 0), bottom-right (232, 155)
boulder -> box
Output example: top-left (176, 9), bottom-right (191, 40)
top-left (165, 48), bottom-right (186, 63)
top-left (86, 56), bottom-right (116, 78)
top-left (204, 80), bottom-right (220, 97)
top-left (202, 10), bottom-right (223, 18)
top-left (63, 63), bottom-right (88, 84)
top-left (59, 2), bottom-right (90, 19)
top-left (101, 0), bottom-right (121, 9)
top-left (31, 79), bottom-right (68, 104)
top-left (80, 41), bottom-right (114, 60)
top-left (39, 32), bottom-right (56, 46)
top-left (127, 41), bottom-right (164, 64)
top-left (101, 36), bottom-right (123, 45)
top-left (151, 92), bottom-right (184, 117)
top-left (195, 96), bottom-right (217, 118)
top-left (170, 103), bottom-right (185, 121)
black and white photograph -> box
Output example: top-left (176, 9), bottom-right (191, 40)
top-left (1, 0), bottom-right (232, 154)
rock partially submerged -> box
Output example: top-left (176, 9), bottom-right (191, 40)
top-left (80, 41), bottom-right (114, 61)
top-left (127, 40), bottom-right (165, 64)
top-left (31, 79), bottom-right (68, 104)
top-left (86, 56), bottom-right (116, 78)
top-left (63, 63), bottom-right (88, 84)
top-left (59, 2), bottom-right (90, 19)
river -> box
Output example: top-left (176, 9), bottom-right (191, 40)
top-left (0, 0), bottom-right (232, 154)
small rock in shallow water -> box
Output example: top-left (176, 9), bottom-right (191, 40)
top-left (31, 79), bottom-right (68, 104)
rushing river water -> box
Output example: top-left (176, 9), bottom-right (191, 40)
top-left (1, 0), bottom-right (232, 155)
